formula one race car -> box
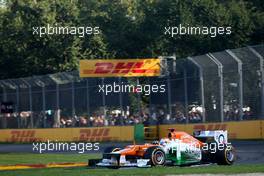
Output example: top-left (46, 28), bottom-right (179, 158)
top-left (89, 129), bottom-right (235, 168)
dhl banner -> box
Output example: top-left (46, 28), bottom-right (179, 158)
top-left (79, 59), bottom-right (161, 77)
top-left (261, 120), bottom-right (264, 138)
top-left (159, 120), bottom-right (264, 139)
top-left (0, 126), bottom-right (134, 143)
top-left (1, 121), bottom-right (263, 143)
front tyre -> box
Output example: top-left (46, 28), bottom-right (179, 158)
top-left (143, 146), bottom-right (166, 166)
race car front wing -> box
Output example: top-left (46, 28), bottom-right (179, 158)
top-left (96, 155), bottom-right (151, 168)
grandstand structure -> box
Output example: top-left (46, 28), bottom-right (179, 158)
top-left (0, 45), bottom-right (263, 129)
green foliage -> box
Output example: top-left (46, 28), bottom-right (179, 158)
top-left (0, 0), bottom-right (263, 79)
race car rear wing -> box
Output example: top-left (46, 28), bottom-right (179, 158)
top-left (193, 130), bottom-right (228, 144)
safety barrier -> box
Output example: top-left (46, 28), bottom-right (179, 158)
top-left (0, 126), bottom-right (134, 143)
top-left (144, 126), bottom-right (158, 141)
top-left (0, 120), bottom-right (263, 143)
top-left (261, 120), bottom-right (264, 139)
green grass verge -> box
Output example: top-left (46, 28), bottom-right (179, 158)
top-left (0, 153), bottom-right (264, 176)
top-left (1, 164), bottom-right (264, 176)
top-left (0, 153), bottom-right (101, 165)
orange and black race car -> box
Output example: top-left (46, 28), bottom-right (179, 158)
top-left (89, 129), bottom-right (235, 168)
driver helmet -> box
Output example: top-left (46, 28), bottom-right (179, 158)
top-left (159, 138), bottom-right (170, 146)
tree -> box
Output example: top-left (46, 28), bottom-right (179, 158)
top-left (0, 0), bottom-right (263, 79)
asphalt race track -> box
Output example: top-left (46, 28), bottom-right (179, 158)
top-left (232, 141), bottom-right (264, 164)
top-left (0, 140), bottom-right (263, 164)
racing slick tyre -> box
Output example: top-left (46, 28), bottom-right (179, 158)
top-left (143, 146), bottom-right (166, 166)
top-left (216, 145), bottom-right (235, 165)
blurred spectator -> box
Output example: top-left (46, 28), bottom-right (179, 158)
top-left (162, 114), bottom-right (171, 124)
top-left (175, 111), bottom-right (186, 123)
top-left (53, 109), bottom-right (61, 128)
top-left (188, 105), bottom-right (202, 123)
top-left (79, 116), bottom-right (87, 127)
top-left (20, 111), bottom-right (30, 128)
top-left (242, 106), bottom-right (253, 120)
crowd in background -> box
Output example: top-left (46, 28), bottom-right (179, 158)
top-left (0, 104), bottom-right (254, 129)
top-left (50, 105), bottom-right (205, 128)
top-left (224, 105), bottom-right (253, 121)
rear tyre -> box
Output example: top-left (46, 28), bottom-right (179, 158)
top-left (143, 146), bottom-right (166, 166)
top-left (216, 145), bottom-right (235, 165)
